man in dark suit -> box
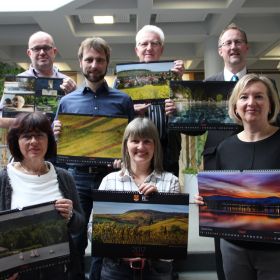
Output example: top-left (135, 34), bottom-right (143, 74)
top-left (203, 23), bottom-right (249, 280)
top-left (203, 23), bottom-right (249, 170)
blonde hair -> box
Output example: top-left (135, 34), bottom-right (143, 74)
top-left (228, 73), bottom-right (279, 125)
top-left (122, 117), bottom-right (163, 175)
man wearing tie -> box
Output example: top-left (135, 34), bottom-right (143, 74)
top-left (203, 23), bottom-right (249, 280)
top-left (203, 23), bottom-right (249, 170)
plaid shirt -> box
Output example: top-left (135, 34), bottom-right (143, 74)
top-left (99, 169), bottom-right (180, 193)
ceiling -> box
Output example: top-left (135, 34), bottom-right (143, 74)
top-left (1, 0), bottom-right (280, 74)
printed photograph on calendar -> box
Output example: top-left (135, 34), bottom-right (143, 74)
top-left (0, 202), bottom-right (69, 279)
top-left (115, 61), bottom-right (178, 104)
top-left (35, 95), bottom-right (60, 122)
top-left (56, 114), bottom-right (128, 166)
top-left (198, 171), bottom-right (280, 243)
top-left (90, 190), bottom-right (189, 258)
top-left (168, 80), bottom-right (240, 131)
top-left (0, 76), bottom-right (36, 118)
top-left (35, 77), bottom-right (64, 97)
top-left (34, 78), bottom-right (64, 121)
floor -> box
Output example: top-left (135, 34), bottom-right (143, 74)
top-left (179, 271), bottom-right (218, 280)
top-left (85, 272), bottom-right (218, 280)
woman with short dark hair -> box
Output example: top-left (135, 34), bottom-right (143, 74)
top-left (0, 111), bottom-right (84, 280)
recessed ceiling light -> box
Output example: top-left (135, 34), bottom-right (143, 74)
top-left (93, 16), bottom-right (114, 24)
top-left (0, 0), bottom-right (74, 12)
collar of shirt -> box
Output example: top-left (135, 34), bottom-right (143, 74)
top-left (120, 169), bottom-right (162, 183)
top-left (29, 64), bottom-right (60, 78)
top-left (82, 80), bottom-right (109, 95)
top-left (223, 67), bottom-right (247, 81)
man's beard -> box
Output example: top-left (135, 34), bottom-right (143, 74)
top-left (82, 69), bottom-right (107, 83)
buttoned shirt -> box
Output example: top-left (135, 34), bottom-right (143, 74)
top-left (99, 169), bottom-right (180, 193)
top-left (223, 67), bottom-right (247, 81)
top-left (56, 81), bottom-right (134, 120)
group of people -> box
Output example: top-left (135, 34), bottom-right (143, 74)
top-left (0, 21), bottom-right (279, 280)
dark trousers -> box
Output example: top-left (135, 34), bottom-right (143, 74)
top-left (202, 130), bottom-right (234, 280)
top-left (162, 130), bottom-right (181, 177)
top-left (214, 238), bottom-right (226, 280)
top-left (89, 257), bottom-right (103, 280)
top-left (203, 151), bottom-right (226, 280)
top-left (68, 168), bottom-right (106, 280)
top-left (221, 239), bottom-right (280, 280)
top-left (101, 258), bottom-right (173, 280)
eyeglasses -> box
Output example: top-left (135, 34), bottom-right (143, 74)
top-left (219, 39), bottom-right (246, 48)
top-left (30, 45), bottom-right (53, 53)
top-left (137, 41), bottom-right (162, 48)
top-left (19, 132), bottom-right (47, 141)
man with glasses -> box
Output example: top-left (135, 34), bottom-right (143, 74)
top-left (134, 25), bottom-right (185, 177)
top-left (18, 31), bottom-right (76, 93)
top-left (203, 23), bottom-right (248, 169)
top-left (203, 23), bottom-right (249, 280)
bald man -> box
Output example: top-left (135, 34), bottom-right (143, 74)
top-left (18, 31), bottom-right (76, 93)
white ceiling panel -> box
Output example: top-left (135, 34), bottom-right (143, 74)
top-left (0, 0), bottom-right (279, 72)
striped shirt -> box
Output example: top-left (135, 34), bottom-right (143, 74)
top-left (147, 104), bottom-right (166, 139)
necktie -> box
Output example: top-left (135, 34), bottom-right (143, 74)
top-left (231, 75), bottom-right (239, 82)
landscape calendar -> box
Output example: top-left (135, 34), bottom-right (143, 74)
top-left (198, 171), bottom-right (280, 243)
top-left (91, 190), bottom-right (189, 258)
top-left (168, 80), bottom-right (240, 131)
top-left (0, 76), bottom-right (63, 120)
top-left (0, 202), bottom-right (69, 279)
top-left (1, 76), bottom-right (36, 118)
top-left (115, 60), bottom-right (179, 105)
top-left (56, 114), bottom-right (128, 166)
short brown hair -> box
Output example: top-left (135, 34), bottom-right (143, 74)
top-left (78, 37), bottom-right (111, 63)
top-left (121, 117), bottom-right (163, 175)
top-left (218, 23), bottom-right (248, 47)
top-left (228, 73), bottom-right (279, 125)
top-left (8, 112), bottom-right (57, 161)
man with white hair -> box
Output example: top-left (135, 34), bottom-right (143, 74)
top-left (134, 25), bottom-right (184, 177)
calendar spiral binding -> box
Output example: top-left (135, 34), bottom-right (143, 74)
top-left (0, 255), bottom-right (70, 280)
top-left (92, 190), bottom-right (189, 205)
top-left (199, 169), bottom-right (280, 174)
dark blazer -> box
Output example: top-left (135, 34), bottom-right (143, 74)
top-left (205, 71), bottom-right (225, 81)
top-left (203, 72), bottom-right (242, 170)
